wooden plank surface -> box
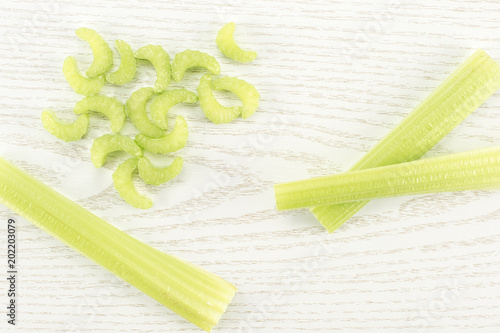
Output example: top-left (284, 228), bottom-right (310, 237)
top-left (0, 0), bottom-right (499, 332)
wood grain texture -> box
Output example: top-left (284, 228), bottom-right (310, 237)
top-left (1, 0), bottom-right (500, 332)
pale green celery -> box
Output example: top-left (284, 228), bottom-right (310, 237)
top-left (150, 89), bottom-right (198, 130)
top-left (76, 28), bottom-right (113, 78)
top-left (171, 50), bottom-right (220, 82)
top-left (198, 74), bottom-right (242, 124)
top-left (0, 157), bottom-right (236, 331)
top-left (276, 147), bottom-right (500, 211)
top-left (216, 22), bottom-right (257, 63)
top-left (126, 88), bottom-right (165, 138)
top-left (135, 45), bottom-right (171, 93)
top-left (135, 116), bottom-right (188, 154)
top-left (113, 158), bottom-right (153, 209)
top-left (211, 76), bottom-right (260, 119)
top-left (138, 156), bottom-right (183, 186)
top-left (1, 159), bottom-right (231, 296)
top-left (63, 56), bottom-right (105, 96)
top-left (41, 111), bottom-right (89, 142)
top-left (311, 49), bottom-right (500, 232)
top-left (90, 134), bottom-right (143, 168)
top-left (106, 40), bottom-right (137, 85)
top-left (74, 95), bottom-right (126, 133)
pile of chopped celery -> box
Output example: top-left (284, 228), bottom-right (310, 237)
top-left (42, 25), bottom-right (260, 209)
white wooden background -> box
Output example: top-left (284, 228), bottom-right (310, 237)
top-left (1, 0), bottom-right (500, 332)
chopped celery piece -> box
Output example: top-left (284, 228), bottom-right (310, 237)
top-left (135, 116), bottom-right (188, 154)
top-left (126, 88), bottom-right (165, 138)
top-left (76, 27), bottom-right (113, 78)
top-left (216, 22), bottom-right (257, 63)
top-left (63, 56), bottom-right (105, 96)
top-left (150, 89), bottom-right (198, 130)
top-left (211, 76), bottom-right (260, 119)
top-left (311, 49), bottom-right (500, 232)
top-left (106, 40), bottom-right (137, 85)
top-left (138, 156), bottom-right (183, 186)
top-left (0, 157), bottom-right (236, 331)
top-left (198, 74), bottom-right (242, 124)
top-left (41, 110), bottom-right (89, 142)
top-left (91, 134), bottom-right (143, 168)
top-left (74, 95), bottom-right (126, 133)
top-left (135, 45), bottom-right (171, 93)
top-left (275, 147), bottom-right (500, 210)
top-left (113, 158), bottom-right (153, 209)
top-left (171, 50), bottom-right (220, 82)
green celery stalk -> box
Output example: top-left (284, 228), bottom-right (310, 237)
top-left (311, 49), bottom-right (500, 232)
top-left (0, 157), bottom-right (236, 332)
top-left (3, 161), bottom-right (232, 302)
top-left (275, 147), bottom-right (500, 210)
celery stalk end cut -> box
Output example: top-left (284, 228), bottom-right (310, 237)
top-left (275, 147), bottom-right (500, 211)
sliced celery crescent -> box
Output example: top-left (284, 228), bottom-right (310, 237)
top-left (91, 134), bottom-right (143, 168)
top-left (63, 56), bottom-right (105, 96)
top-left (74, 95), bottom-right (126, 133)
top-left (275, 147), bottom-right (500, 210)
top-left (135, 116), bottom-right (188, 154)
top-left (113, 158), bottom-right (153, 209)
top-left (211, 76), bottom-right (260, 119)
top-left (135, 45), bottom-right (171, 93)
top-left (41, 110), bottom-right (89, 142)
top-left (76, 27), bottom-right (113, 78)
top-left (138, 156), bottom-right (183, 186)
top-left (311, 49), bottom-right (500, 233)
top-left (171, 50), bottom-right (221, 82)
top-left (216, 22), bottom-right (257, 63)
top-left (150, 89), bottom-right (198, 130)
top-left (126, 88), bottom-right (165, 138)
top-left (0, 157), bottom-right (236, 331)
top-left (106, 40), bottom-right (137, 85)
top-left (198, 74), bottom-right (242, 124)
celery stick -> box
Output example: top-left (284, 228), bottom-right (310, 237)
top-left (0, 157), bottom-right (236, 331)
top-left (1, 158), bottom-right (230, 299)
top-left (275, 147), bottom-right (500, 210)
top-left (2, 174), bottom-right (231, 328)
top-left (311, 49), bottom-right (500, 232)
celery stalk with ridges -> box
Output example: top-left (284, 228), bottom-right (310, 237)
top-left (275, 147), bottom-right (500, 210)
top-left (0, 157), bottom-right (236, 332)
top-left (311, 49), bottom-right (500, 232)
